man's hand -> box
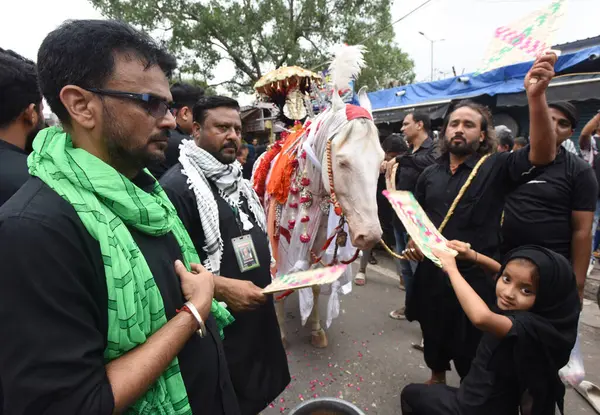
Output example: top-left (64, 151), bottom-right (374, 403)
top-left (446, 240), bottom-right (477, 262)
top-left (524, 51), bottom-right (558, 98)
top-left (385, 159), bottom-right (398, 189)
top-left (432, 247), bottom-right (458, 274)
top-left (175, 260), bottom-right (215, 320)
top-left (402, 239), bottom-right (424, 262)
top-left (215, 277), bottom-right (266, 312)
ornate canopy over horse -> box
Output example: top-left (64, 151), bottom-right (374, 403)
top-left (252, 46), bottom-right (384, 348)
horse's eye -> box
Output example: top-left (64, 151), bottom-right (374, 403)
top-left (337, 159), bottom-right (350, 168)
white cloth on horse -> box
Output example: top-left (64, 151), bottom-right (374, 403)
top-left (275, 106), bottom-right (360, 327)
top-left (298, 204), bottom-right (355, 328)
top-left (179, 139), bottom-right (267, 275)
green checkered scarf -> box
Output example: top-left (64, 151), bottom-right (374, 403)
top-left (28, 127), bottom-right (234, 414)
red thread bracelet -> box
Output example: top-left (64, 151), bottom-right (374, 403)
top-left (176, 304), bottom-right (206, 337)
top-left (176, 305), bottom-right (192, 315)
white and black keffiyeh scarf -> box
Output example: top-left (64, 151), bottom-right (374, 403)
top-left (179, 139), bottom-right (267, 275)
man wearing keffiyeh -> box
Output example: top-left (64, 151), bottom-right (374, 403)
top-left (0, 20), bottom-right (238, 415)
top-left (161, 96), bottom-right (290, 415)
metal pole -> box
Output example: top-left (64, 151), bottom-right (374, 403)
top-left (430, 40), bottom-right (434, 82)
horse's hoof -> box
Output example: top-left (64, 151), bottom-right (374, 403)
top-left (311, 329), bottom-right (328, 348)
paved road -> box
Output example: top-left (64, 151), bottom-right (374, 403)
top-left (261, 253), bottom-right (600, 414)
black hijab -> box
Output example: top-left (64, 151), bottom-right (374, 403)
top-left (497, 246), bottom-right (580, 415)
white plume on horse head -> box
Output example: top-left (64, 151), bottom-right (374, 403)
top-left (328, 44), bottom-right (367, 111)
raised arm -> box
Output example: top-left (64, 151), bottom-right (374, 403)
top-left (433, 248), bottom-right (513, 338)
top-left (579, 111), bottom-right (600, 151)
top-left (525, 52), bottom-right (559, 166)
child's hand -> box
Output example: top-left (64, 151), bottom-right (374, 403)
top-left (432, 247), bottom-right (458, 274)
top-left (446, 240), bottom-right (477, 262)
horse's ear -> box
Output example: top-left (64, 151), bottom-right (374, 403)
top-left (332, 90), bottom-right (345, 111)
top-left (357, 86), bottom-right (372, 115)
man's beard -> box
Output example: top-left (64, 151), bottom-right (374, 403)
top-left (25, 126), bottom-right (43, 154)
top-left (103, 106), bottom-right (167, 173)
top-left (24, 115), bottom-right (46, 154)
top-left (211, 142), bottom-right (238, 165)
top-left (443, 135), bottom-right (480, 156)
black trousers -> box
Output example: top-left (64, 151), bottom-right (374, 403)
top-left (422, 303), bottom-right (483, 378)
top-left (401, 383), bottom-right (460, 415)
top-left (408, 262), bottom-right (493, 379)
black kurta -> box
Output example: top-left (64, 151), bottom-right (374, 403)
top-left (161, 164), bottom-right (290, 415)
top-left (401, 325), bottom-right (519, 415)
top-left (393, 137), bottom-right (439, 234)
top-left (408, 148), bottom-right (539, 377)
top-left (0, 176), bottom-right (240, 415)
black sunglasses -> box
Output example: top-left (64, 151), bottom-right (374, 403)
top-left (84, 87), bottom-right (173, 119)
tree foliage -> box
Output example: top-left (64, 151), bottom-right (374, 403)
top-left (89, 0), bottom-right (415, 93)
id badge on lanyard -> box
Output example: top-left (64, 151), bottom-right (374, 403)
top-left (230, 205), bottom-right (260, 272)
top-left (232, 234), bottom-right (260, 272)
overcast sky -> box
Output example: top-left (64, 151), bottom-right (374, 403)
top-left (1, 0), bottom-right (598, 105)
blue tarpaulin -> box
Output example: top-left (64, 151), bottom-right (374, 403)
top-left (368, 46), bottom-right (600, 111)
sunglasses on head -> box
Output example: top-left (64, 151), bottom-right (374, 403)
top-left (83, 87), bottom-right (173, 119)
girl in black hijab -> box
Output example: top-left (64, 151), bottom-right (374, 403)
top-left (401, 243), bottom-right (580, 415)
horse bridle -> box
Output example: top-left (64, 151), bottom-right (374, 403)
top-left (325, 136), bottom-right (343, 217)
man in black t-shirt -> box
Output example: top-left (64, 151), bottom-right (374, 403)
top-left (384, 112), bottom-right (439, 320)
top-left (0, 48), bottom-right (45, 206)
top-left (502, 101), bottom-right (598, 299)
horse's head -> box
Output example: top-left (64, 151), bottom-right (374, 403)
top-left (321, 104), bottom-right (384, 250)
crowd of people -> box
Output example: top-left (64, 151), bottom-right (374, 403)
top-left (0, 17), bottom-right (599, 415)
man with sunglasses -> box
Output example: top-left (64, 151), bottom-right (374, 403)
top-left (148, 82), bottom-right (204, 179)
top-left (0, 48), bottom-right (45, 207)
top-left (0, 20), bottom-right (240, 415)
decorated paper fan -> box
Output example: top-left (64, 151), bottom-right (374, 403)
top-left (262, 264), bottom-right (347, 294)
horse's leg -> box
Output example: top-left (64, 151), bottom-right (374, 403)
top-left (309, 285), bottom-right (328, 348)
top-left (275, 298), bottom-right (287, 348)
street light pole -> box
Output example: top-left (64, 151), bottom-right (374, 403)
top-left (419, 31), bottom-right (445, 82)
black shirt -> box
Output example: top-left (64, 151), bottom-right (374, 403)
top-left (394, 137), bottom-right (439, 192)
top-left (148, 126), bottom-right (188, 179)
top-left (160, 165), bottom-right (290, 413)
top-left (0, 176), bottom-right (239, 415)
top-left (457, 326), bottom-right (519, 415)
top-left (393, 137), bottom-right (439, 232)
top-left (415, 148), bottom-right (539, 262)
top-left (502, 148), bottom-right (598, 260)
top-left (0, 139), bottom-right (29, 206)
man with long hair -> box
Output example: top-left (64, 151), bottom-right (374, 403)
top-left (403, 52), bottom-right (561, 384)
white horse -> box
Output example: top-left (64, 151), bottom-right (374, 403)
top-left (254, 87), bottom-right (384, 347)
